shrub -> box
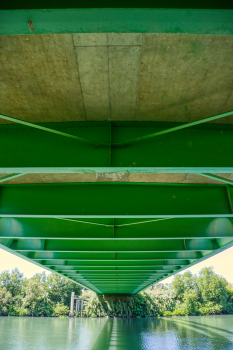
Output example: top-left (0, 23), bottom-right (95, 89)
top-left (53, 303), bottom-right (69, 317)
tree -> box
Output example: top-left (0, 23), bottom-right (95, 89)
top-left (197, 267), bottom-right (229, 309)
top-left (22, 279), bottom-right (52, 316)
top-left (182, 290), bottom-right (199, 315)
top-left (171, 274), bottom-right (185, 301)
top-left (46, 273), bottom-right (81, 307)
top-left (0, 268), bottom-right (24, 297)
top-left (0, 287), bottom-right (13, 315)
top-left (53, 303), bottom-right (70, 317)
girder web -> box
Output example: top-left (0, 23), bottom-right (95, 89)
top-left (1, 120), bottom-right (233, 174)
top-left (0, 183), bottom-right (233, 294)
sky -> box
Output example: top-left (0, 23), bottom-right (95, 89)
top-left (0, 246), bottom-right (233, 284)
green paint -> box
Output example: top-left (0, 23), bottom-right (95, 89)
top-left (0, 114), bottom-right (96, 146)
top-left (0, 182), bottom-right (233, 293)
top-left (0, 174), bottom-right (25, 183)
top-left (121, 110), bottom-right (233, 146)
top-left (1, 120), bottom-right (233, 173)
top-left (0, 9), bottom-right (233, 36)
top-left (0, 182), bottom-right (233, 218)
top-left (200, 173), bottom-right (233, 185)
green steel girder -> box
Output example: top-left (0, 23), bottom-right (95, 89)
top-left (42, 260), bottom-right (190, 266)
top-left (0, 182), bottom-right (233, 218)
top-left (0, 181), bottom-right (232, 295)
top-left (0, 218), bottom-right (233, 239)
top-left (19, 251), bottom-right (213, 260)
top-left (0, 8), bottom-right (233, 36)
top-left (1, 238), bottom-right (226, 252)
top-left (1, 121), bottom-right (233, 173)
top-left (1, 111), bottom-right (232, 148)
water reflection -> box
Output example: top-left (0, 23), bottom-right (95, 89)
top-left (0, 316), bottom-right (232, 349)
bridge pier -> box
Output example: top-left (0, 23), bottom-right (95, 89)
top-left (69, 292), bottom-right (84, 317)
top-left (100, 294), bottom-right (134, 302)
top-left (69, 292), bottom-right (75, 317)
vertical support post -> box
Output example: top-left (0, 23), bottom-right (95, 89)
top-left (76, 300), bottom-right (78, 317)
top-left (69, 291), bottom-right (74, 317)
top-left (81, 299), bottom-right (83, 317)
top-left (77, 299), bottom-right (80, 317)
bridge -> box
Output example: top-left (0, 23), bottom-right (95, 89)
top-left (0, 1), bottom-right (233, 295)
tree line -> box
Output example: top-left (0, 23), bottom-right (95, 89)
top-left (0, 266), bottom-right (233, 317)
top-left (0, 269), bottom-right (81, 316)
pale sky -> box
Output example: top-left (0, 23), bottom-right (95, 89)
top-left (0, 246), bottom-right (233, 284)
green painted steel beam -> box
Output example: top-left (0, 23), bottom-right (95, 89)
top-left (66, 272), bottom-right (167, 276)
top-left (42, 260), bottom-right (189, 266)
top-left (0, 114), bottom-right (96, 145)
top-left (49, 265), bottom-right (183, 269)
top-left (21, 251), bottom-right (209, 260)
top-left (199, 174), bottom-right (233, 186)
top-left (4, 237), bottom-right (232, 252)
top-left (1, 218), bottom-right (232, 239)
top-left (1, 183), bottom-right (233, 218)
top-left (1, 111), bottom-right (232, 148)
top-left (1, 8), bottom-right (233, 36)
top-left (50, 267), bottom-right (179, 271)
top-left (3, 238), bottom-right (220, 251)
top-left (1, 121), bottom-right (233, 174)
top-left (0, 174), bottom-right (26, 183)
top-left (121, 111), bottom-right (233, 146)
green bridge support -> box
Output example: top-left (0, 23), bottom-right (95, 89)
top-left (0, 3), bottom-right (233, 295)
top-left (0, 121), bottom-right (233, 173)
top-left (0, 182), bottom-right (233, 294)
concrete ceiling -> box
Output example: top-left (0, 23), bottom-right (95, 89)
top-left (1, 33), bottom-right (233, 124)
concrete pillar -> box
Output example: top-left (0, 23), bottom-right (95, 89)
top-left (69, 292), bottom-right (75, 317)
top-left (76, 300), bottom-right (80, 317)
top-left (81, 299), bottom-right (83, 317)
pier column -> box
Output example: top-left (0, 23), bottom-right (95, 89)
top-left (69, 292), bottom-right (74, 317)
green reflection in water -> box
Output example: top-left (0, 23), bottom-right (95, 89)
top-left (0, 315), bottom-right (232, 350)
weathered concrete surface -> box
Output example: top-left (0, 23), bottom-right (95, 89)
top-left (1, 173), bottom-right (233, 185)
top-left (1, 33), bottom-right (233, 124)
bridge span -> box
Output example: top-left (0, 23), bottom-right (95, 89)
top-left (0, 1), bottom-right (233, 295)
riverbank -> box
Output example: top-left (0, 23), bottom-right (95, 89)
top-left (1, 267), bottom-right (233, 317)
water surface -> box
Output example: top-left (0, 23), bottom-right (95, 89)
top-left (0, 315), bottom-right (233, 349)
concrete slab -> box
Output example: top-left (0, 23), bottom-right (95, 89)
top-left (0, 34), bottom-right (85, 123)
top-left (1, 33), bottom-right (232, 124)
top-left (75, 46), bottom-right (110, 120)
top-left (109, 46), bottom-right (141, 120)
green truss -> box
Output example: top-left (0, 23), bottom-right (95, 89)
top-left (0, 182), bottom-right (233, 294)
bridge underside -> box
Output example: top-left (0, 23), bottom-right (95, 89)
top-left (0, 4), bottom-right (233, 294)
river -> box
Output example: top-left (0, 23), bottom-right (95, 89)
top-left (0, 315), bottom-right (233, 349)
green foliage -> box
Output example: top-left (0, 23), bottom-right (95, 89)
top-left (198, 267), bottom-right (229, 309)
top-left (52, 303), bottom-right (70, 317)
top-left (22, 279), bottom-right (52, 316)
top-left (0, 286), bottom-right (13, 315)
top-left (0, 269), bottom-right (82, 317)
top-left (0, 268), bottom-right (24, 298)
top-left (182, 290), bottom-right (199, 315)
top-left (0, 266), bottom-right (232, 317)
